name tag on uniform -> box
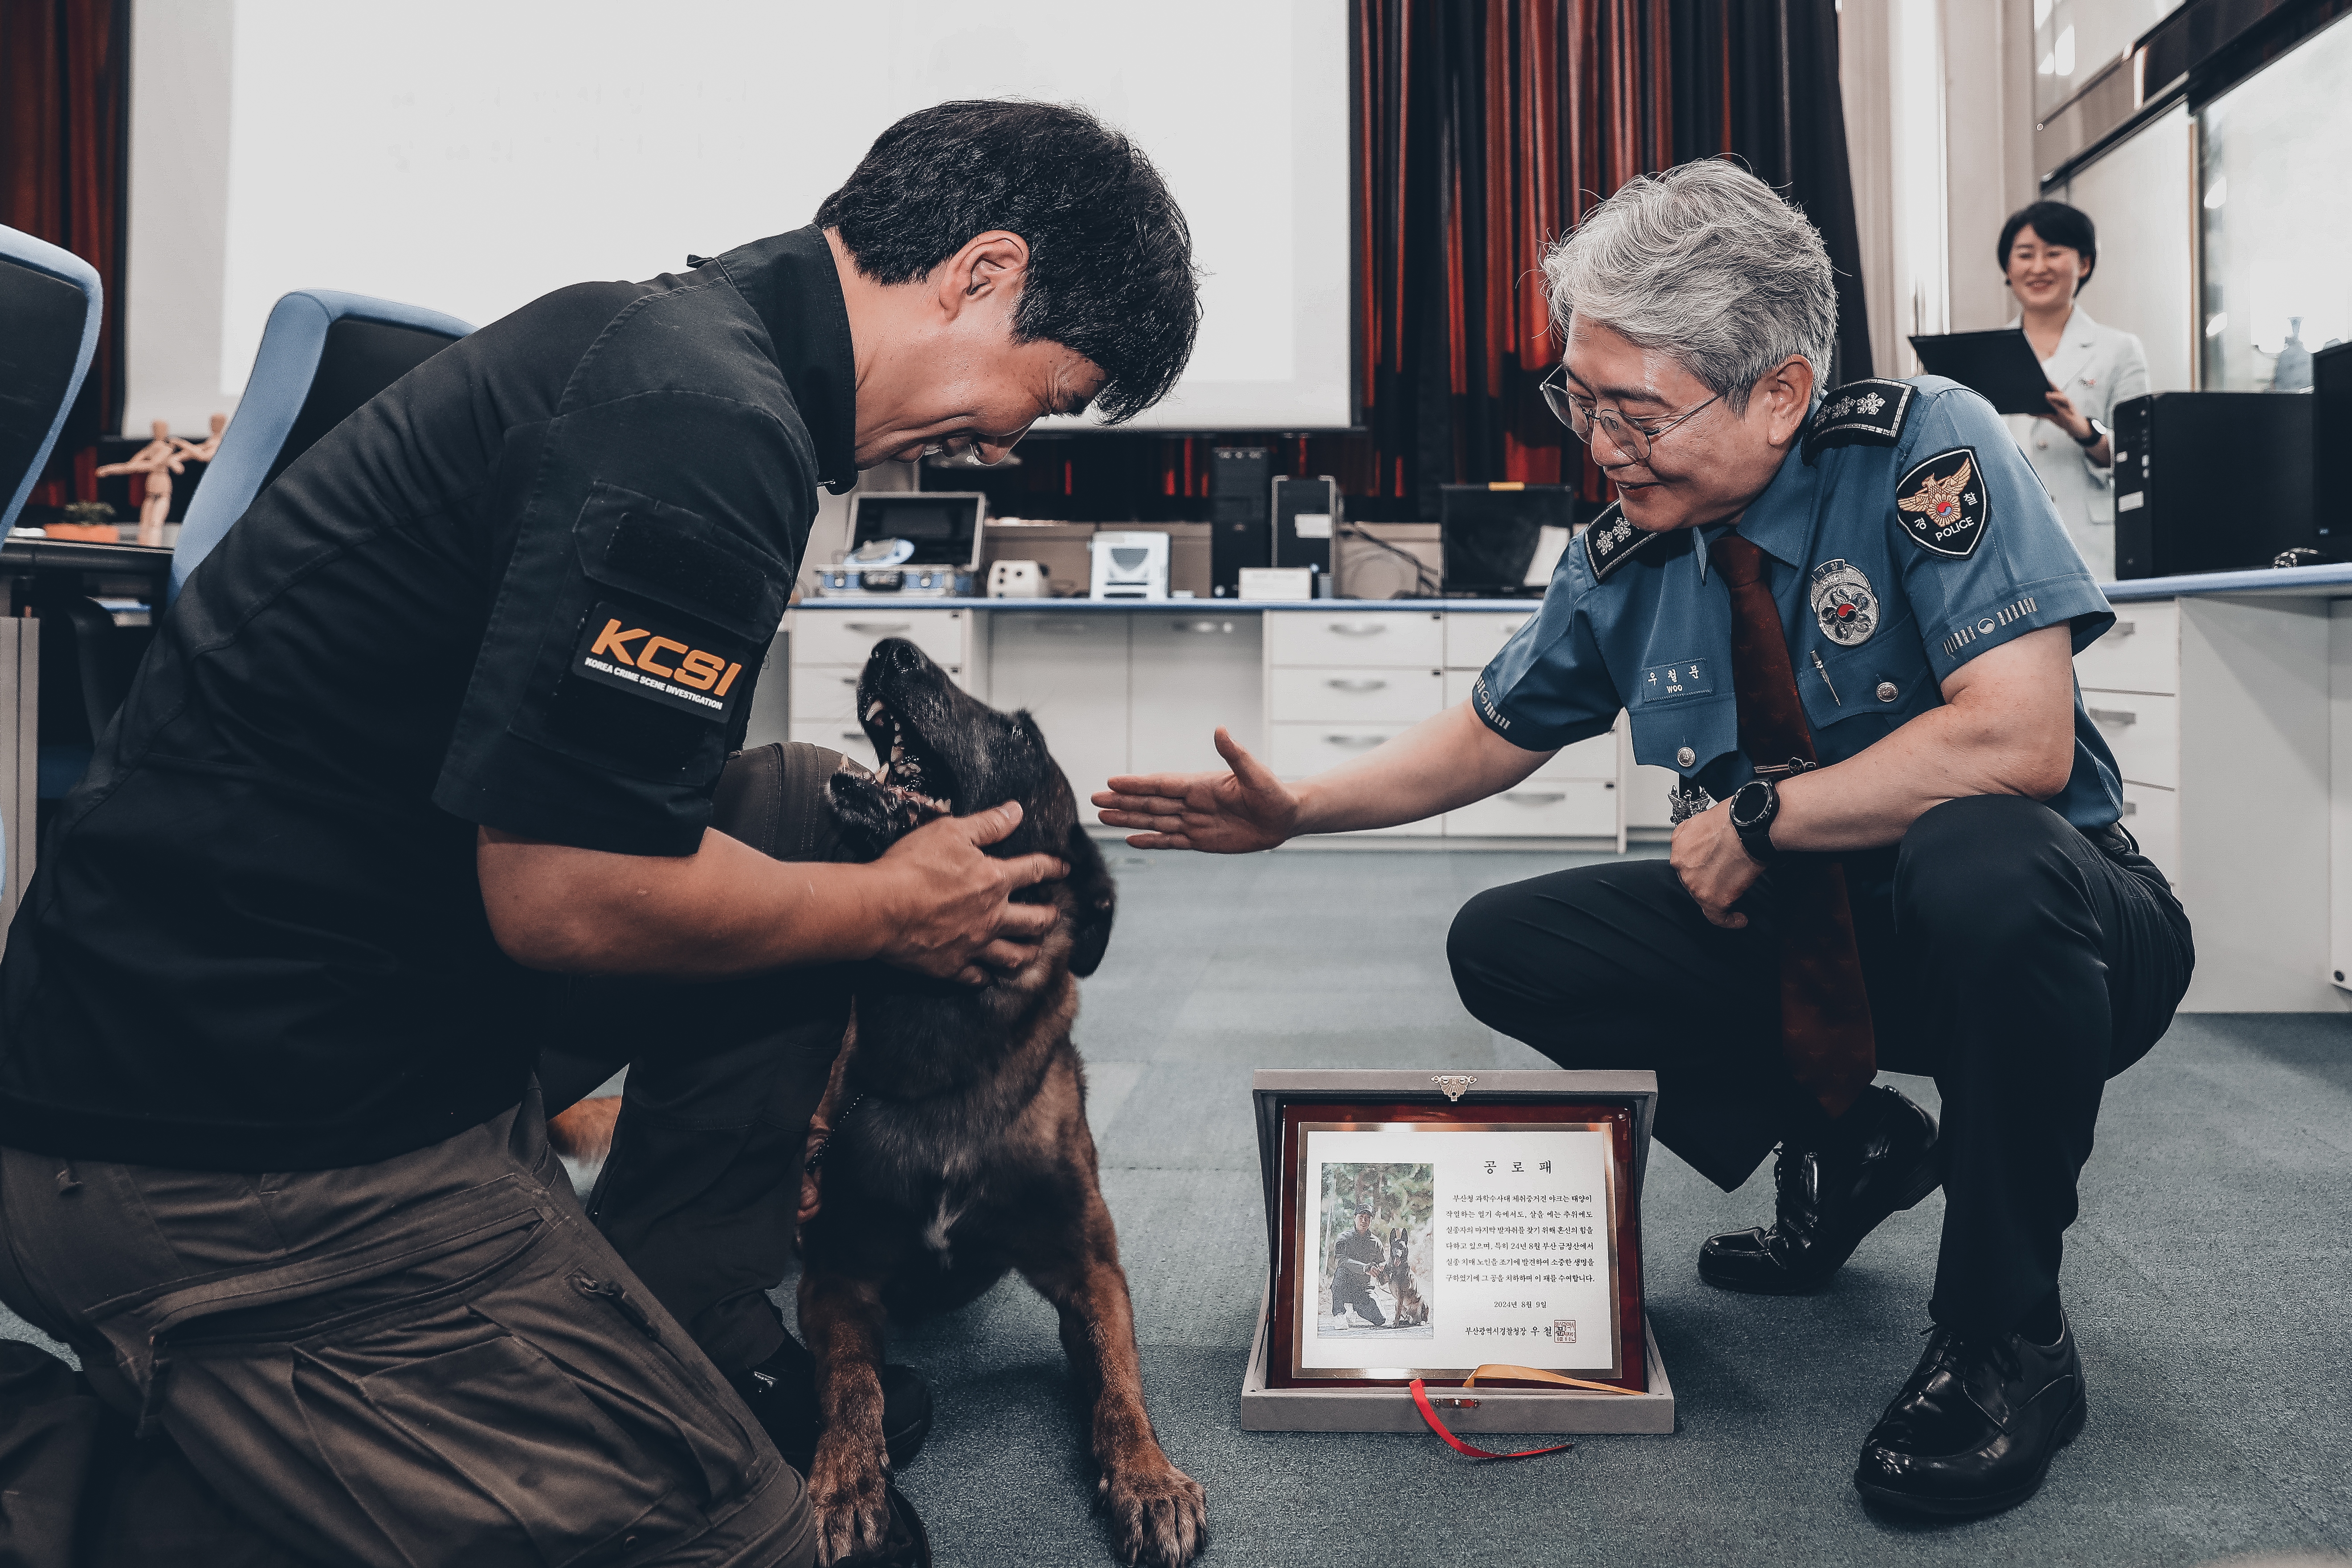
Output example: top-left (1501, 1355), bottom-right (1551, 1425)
top-left (1640, 660), bottom-right (1713, 702)
top-left (572, 600), bottom-right (747, 722)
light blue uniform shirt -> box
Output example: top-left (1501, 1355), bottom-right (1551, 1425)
top-left (1472, 376), bottom-right (2124, 832)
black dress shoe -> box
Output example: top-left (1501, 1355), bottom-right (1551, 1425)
top-left (1854, 1311), bottom-right (2087, 1516)
top-left (731, 1334), bottom-right (935, 1471)
top-left (1698, 1084), bottom-right (1940, 1294)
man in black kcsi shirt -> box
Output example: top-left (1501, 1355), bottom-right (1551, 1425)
top-left (0, 102), bottom-right (1199, 1566)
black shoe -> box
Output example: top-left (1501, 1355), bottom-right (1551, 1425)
top-left (1698, 1084), bottom-right (1940, 1294)
top-left (731, 1335), bottom-right (935, 1471)
top-left (1854, 1311), bottom-right (2087, 1516)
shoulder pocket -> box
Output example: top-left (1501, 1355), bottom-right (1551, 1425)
top-left (572, 481), bottom-right (789, 641)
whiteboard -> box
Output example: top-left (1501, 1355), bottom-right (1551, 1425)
top-left (126, 0), bottom-right (1354, 435)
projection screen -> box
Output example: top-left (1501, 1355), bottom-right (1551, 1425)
top-left (123, 0), bottom-right (1355, 437)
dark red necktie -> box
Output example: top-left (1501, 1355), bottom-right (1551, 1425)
top-left (1710, 533), bottom-right (1876, 1119)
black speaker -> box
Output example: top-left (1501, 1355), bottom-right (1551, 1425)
top-left (2316, 342), bottom-right (2352, 547)
top-left (1272, 475), bottom-right (1338, 574)
top-left (2111, 392), bottom-right (2314, 579)
top-left (1209, 445), bottom-right (1271, 596)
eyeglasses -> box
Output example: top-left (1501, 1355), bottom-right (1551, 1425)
top-left (921, 429), bottom-right (1030, 468)
top-left (1539, 364), bottom-right (1720, 465)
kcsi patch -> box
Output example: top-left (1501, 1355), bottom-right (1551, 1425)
top-left (572, 602), bottom-right (747, 722)
top-left (1895, 447), bottom-right (1988, 559)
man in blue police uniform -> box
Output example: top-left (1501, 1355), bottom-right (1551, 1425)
top-left (1096, 160), bottom-right (2193, 1516)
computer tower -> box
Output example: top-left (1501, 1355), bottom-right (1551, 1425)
top-left (2316, 342), bottom-right (2352, 548)
top-left (2110, 392), bottom-right (2314, 579)
top-left (1271, 475), bottom-right (1338, 575)
top-left (1209, 446), bottom-right (1271, 596)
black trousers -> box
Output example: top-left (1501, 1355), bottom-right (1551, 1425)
top-left (539, 744), bottom-right (858, 1379)
top-left (1447, 794), bottom-right (2194, 1335)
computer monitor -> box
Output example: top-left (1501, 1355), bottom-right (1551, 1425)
top-left (852, 492), bottom-right (987, 568)
top-left (1440, 484), bottom-right (1578, 597)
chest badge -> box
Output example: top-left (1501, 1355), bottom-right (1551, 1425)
top-left (1895, 446), bottom-right (1988, 559)
top-left (1808, 558), bottom-right (1878, 647)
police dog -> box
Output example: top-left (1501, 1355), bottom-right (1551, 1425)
top-left (802, 637), bottom-right (1205, 1568)
top-left (1385, 1230), bottom-right (1428, 1329)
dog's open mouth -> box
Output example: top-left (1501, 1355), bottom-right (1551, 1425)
top-left (861, 693), bottom-right (955, 825)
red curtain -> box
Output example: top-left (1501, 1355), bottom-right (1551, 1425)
top-left (2, 0), bottom-right (130, 501)
top-left (1355, 0), bottom-right (1674, 519)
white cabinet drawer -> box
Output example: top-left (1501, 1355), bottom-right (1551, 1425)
top-left (1269, 666), bottom-right (1444, 724)
top-left (2073, 600), bottom-right (2176, 694)
top-left (2119, 780), bottom-right (2177, 886)
top-left (1268, 720), bottom-right (1413, 777)
top-left (790, 719), bottom-right (884, 767)
top-left (1444, 610), bottom-right (1535, 670)
top-left (791, 608), bottom-right (968, 670)
top-left (789, 664), bottom-right (869, 721)
top-left (1267, 610), bottom-right (1443, 668)
top-left (2082, 689), bottom-right (2177, 788)
top-left (1445, 780), bottom-right (1617, 839)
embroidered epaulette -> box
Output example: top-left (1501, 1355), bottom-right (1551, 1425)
top-left (1582, 501), bottom-right (1664, 582)
top-left (1804, 378), bottom-right (1915, 457)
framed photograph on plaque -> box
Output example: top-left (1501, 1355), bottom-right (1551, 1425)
top-left (1242, 1070), bottom-right (1674, 1435)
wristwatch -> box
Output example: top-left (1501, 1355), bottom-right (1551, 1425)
top-left (1727, 779), bottom-right (1781, 866)
top-left (2074, 417), bottom-right (2109, 449)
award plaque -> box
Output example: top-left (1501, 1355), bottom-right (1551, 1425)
top-left (1242, 1070), bottom-right (1674, 1435)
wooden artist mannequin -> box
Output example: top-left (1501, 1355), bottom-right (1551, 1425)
top-left (94, 420), bottom-right (188, 547)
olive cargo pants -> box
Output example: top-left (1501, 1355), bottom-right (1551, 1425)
top-left (0, 1092), bottom-right (815, 1567)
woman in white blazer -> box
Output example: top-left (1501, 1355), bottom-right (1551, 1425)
top-left (1997, 201), bottom-right (2148, 581)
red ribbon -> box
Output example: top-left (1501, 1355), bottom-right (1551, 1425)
top-left (1408, 1379), bottom-right (1574, 1461)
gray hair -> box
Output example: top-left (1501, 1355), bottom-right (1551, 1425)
top-left (1541, 160), bottom-right (1838, 413)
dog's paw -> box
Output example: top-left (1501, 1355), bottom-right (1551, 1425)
top-left (809, 1446), bottom-right (894, 1566)
top-left (1100, 1456), bottom-right (1207, 1568)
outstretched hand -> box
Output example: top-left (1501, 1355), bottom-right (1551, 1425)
top-left (1092, 728), bottom-right (1300, 853)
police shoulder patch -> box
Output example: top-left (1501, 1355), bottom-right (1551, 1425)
top-left (1805, 379), bottom-right (1915, 457)
top-left (1582, 501), bottom-right (1665, 583)
top-left (1895, 447), bottom-right (1989, 559)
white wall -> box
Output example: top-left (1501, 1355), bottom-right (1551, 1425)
top-left (2059, 104), bottom-right (2193, 392)
top-left (122, 0), bottom-right (236, 436)
top-left (125, 0), bottom-right (1353, 437)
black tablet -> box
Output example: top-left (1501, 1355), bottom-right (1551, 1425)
top-left (1907, 328), bottom-right (2055, 416)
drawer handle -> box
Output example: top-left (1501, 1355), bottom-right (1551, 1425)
top-left (843, 621), bottom-right (911, 634)
top-left (1326, 678), bottom-right (1388, 693)
top-left (1028, 621), bottom-right (1094, 634)
top-left (839, 730), bottom-right (867, 743)
top-left (1500, 790), bottom-right (1568, 804)
top-left (2109, 621), bottom-right (2136, 639)
top-left (1326, 623), bottom-right (1389, 637)
top-left (2088, 707), bottom-right (2137, 726)
top-left (838, 675), bottom-right (860, 685)
top-left (2121, 800), bottom-right (2137, 817)
top-left (1323, 734), bottom-right (1389, 749)
top-left (1171, 620), bottom-right (1235, 634)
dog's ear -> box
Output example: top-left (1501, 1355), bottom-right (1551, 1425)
top-left (1063, 822), bottom-right (1117, 978)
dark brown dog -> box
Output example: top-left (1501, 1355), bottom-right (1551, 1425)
top-left (800, 637), bottom-right (1205, 1568)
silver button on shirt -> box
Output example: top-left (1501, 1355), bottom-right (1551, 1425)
top-left (1876, 681), bottom-right (1899, 702)
top-left (1676, 745), bottom-right (1696, 768)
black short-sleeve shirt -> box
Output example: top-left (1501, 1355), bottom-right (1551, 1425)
top-left (0, 225), bottom-right (855, 1171)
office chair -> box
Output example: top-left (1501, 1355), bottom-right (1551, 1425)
top-left (0, 225), bottom-right (103, 532)
top-left (0, 228), bottom-right (105, 879)
top-left (171, 289), bottom-right (475, 603)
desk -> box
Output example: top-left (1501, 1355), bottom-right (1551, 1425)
top-left (0, 538), bottom-right (172, 929)
top-left (785, 575), bottom-right (2352, 1013)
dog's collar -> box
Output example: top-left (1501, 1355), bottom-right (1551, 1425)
top-left (802, 1091), bottom-right (867, 1175)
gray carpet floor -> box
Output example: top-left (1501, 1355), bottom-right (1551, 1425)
top-left (869, 846), bottom-right (2352, 1568)
top-left (6, 846), bottom-right (2348, 1566)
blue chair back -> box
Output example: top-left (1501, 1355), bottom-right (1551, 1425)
top-left (172, 290), bottom-right (473, 603)
top-left (0, 226), bottom-right (103, 533)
